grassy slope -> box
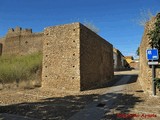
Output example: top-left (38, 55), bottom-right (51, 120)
top-left (0, 52), bottom-right (42, 84)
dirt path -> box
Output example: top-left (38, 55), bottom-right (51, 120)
top-left (0, 71), bottom-right (125, 120)
top-left (101, 70), bottom-right (160, 120)
top-left (0, 70), bottom-right (160, 120)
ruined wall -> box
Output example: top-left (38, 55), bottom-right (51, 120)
top-left (19, 33), bottom-right (43, 54)
top-left (42, 23), bottom-right (81, 91)
top-left (0, 37), bottom-right (5, 55)
top-left (0, 43), bottom-right (2, 56)
top-left (113, 48), bottom-right (128, 71)
top-left (42, 23), bottom-right (113, 91)
top-left (2, 27), bottom-right (43, 55)
top-left (80, 24), bottom-right (113, 90)
top-left (139, 16), bottom-right (160, 94)
top-left (0, 27), bottom-right (43, 90)
top-left (130, 61), bottom-right (139, 70)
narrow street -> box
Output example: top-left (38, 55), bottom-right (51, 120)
top-left (69, 70), bottom-right (160, 120)
top-left (0, 70), bottom-right (160, 120)
top-left (0, 1), bottom-right (159, 120)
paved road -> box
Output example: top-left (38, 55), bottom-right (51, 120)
top-left (68, 71), bottom-right (134, 120)
top-left (69, 70), bottom-right (160, 120)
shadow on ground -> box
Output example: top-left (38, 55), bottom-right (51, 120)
top-left (0, 71), bottom-right (142, 120)
top-left (114, 68), bottom-right (134, 72)
top-left (100, 93), bottom-right (144, 120)
top-left (0, 94), bottom-right (98, 120)
top-left (106, 74), bottom-right (138, 88)
top-left (0, 92), bottom-right (143, 120)
top-left (84, 72), bottom-right (138, 91)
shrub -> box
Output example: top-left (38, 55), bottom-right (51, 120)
top-left (0, 52), bottom-right (42, 84)
top-left (154, 78), bottom-right (160, 89)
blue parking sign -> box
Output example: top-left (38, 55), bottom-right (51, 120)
top-left (147, 49), bottom-right (159, 60)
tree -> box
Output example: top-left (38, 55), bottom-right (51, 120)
top-left (147, 13), bottom-right (160, 55)
top-left (136, 47), bottom-right (140, 56)
top-left (83, 21), bottom-right (100, 34)
top-left (137, 9), bottom-right (154, 27)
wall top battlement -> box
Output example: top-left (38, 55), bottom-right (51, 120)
top-left (7, 26), bottom-right (33, 36)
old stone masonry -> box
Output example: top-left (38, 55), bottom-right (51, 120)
top-left (0, 22), bottom-right (114, 91)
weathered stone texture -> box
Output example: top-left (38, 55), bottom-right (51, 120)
top-left (0, 37), bottom-right (5, 55)
top-left (139, 17), bottom-right (160, 93)
top-left (0, 43), bottom-right (2, 56)
top-left (42, 23), bottom-right (113, 91)
top-left (42, 23), bottom-right (81, 91)
top-left (80, 24), bottom-right (113, 90)
top-left (113, 48), bottom-right (128, 71)
top-left (2, 27), bottom-right (43, 55)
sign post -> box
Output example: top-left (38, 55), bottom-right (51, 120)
top-left (152, 65), bottom-right (156, 95)
top-left (147, 49), bottom-right (159, 96)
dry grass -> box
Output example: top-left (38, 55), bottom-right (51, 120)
top-left (0, 52), bottom-right (42, 84)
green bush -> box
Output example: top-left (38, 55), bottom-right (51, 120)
top-left (154, 78), bottom-right (160, 89)
top-left (0, 52), bottom-right (42, 84)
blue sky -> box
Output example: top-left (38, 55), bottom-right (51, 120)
top-left (0, 0), bottom-right (159, 58)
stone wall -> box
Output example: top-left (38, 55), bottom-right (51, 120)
top-left (1, 27), bottom-right (43, 55)
top-left (0, 23), bottom-right (113, 91)
top-left (42, 23), bottom-right (113, 91)
top-left (130, 61), bottom-right (139, 70)
top-left (139, 16), bottom-right (160, 94)
top-left (0, 37), bottom-right (5, 55)
top-left (113, 48), bottom-right (128, 71)
top-left (0, 43), bottom-right (2, 56)
top-left (80, 24), bottom-right (113, 90)
top-left (42, 23), bottom-right (81, 91)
